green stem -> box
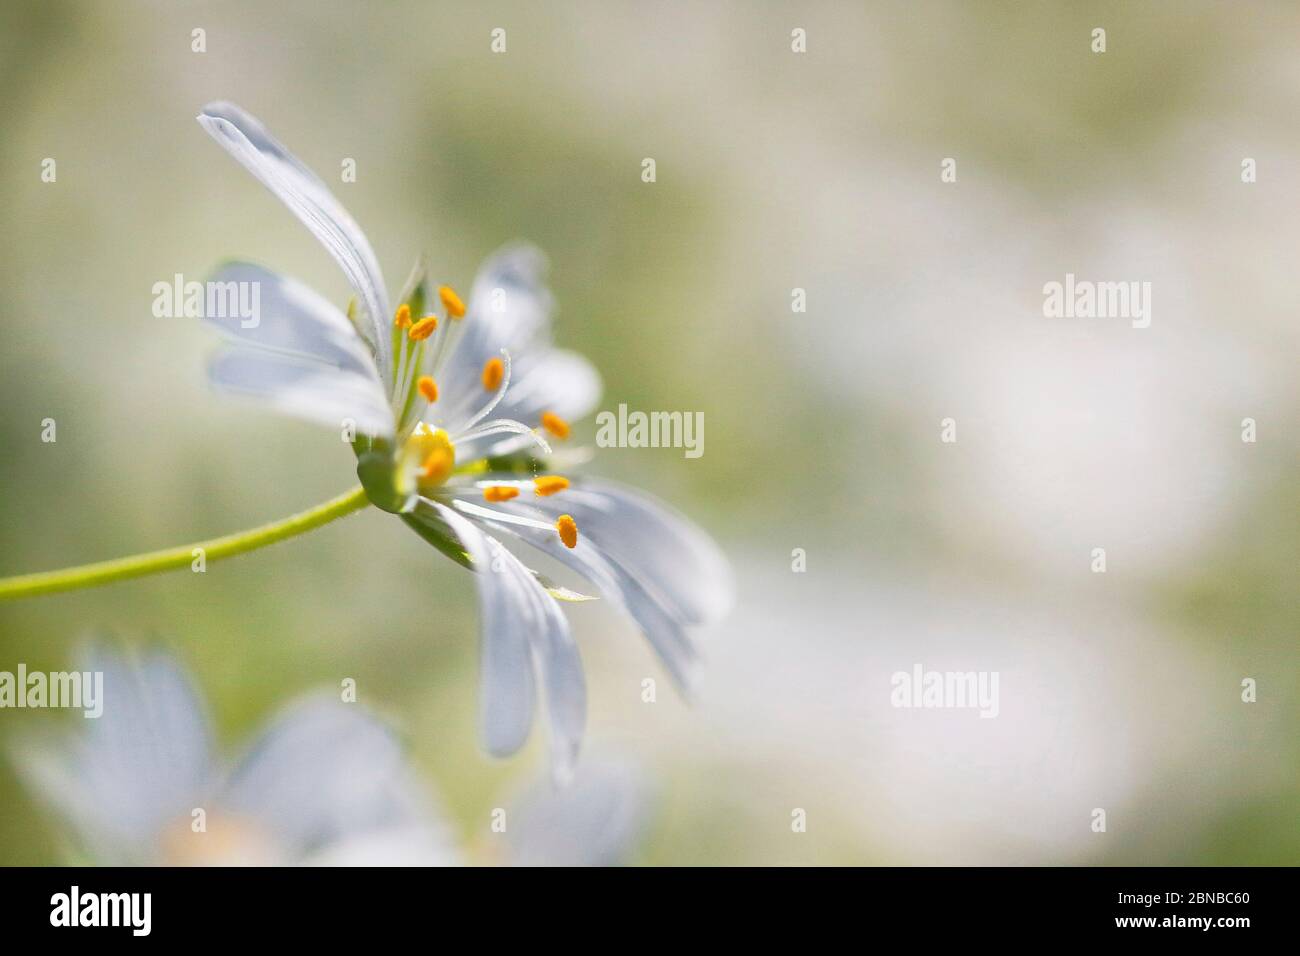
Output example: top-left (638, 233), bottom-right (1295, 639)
top-left (0, 485), bottom-right (372, 601)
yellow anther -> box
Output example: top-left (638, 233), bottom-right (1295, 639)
top-left (394, 304), bottom-right (412, 328)
top-left (482, 357), bottom-right (504, 391)
top-left (439, 285), bottom-right (466, 319)
top-left (533, 475), bottom-right (569, 497)
top-left (417, 376), bottom-right (438, 403)
top-left (556, 514), bottom-right (578, 549)
top-left (540, 411), bottom-right (571, 440)
top-left (483, 485), bottom-right (520, 502)
top-left (408, 315), bottom-right (439, 341)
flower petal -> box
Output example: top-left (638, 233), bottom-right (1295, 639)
top-left (209, 347), bottom-right (395, 438)
top-left (530, 480), bottom-right (732, 625)
top-left (495, 347), bottom-right (602, 423)
top-left (220, 694), bottom-right (441, 861)
top-left (443, 349), bottom-right (601, 462)
top-left (507, 757), bottom-right (652, 866)
top-left (426, 499), bottom-right (586, 776)
top-left (464, 244), bottom-right (555, 354)
top-left (435, 245), bottom-right (601, 449)
top-left (450, 497), bottom-right (699, 691)
top-left (11, 645), bottom-right (214, 864)
top-left (302, 824), bottom-right (461, 867)
top-left (197, 102), bottom-right (391, 380)
top-left (204, 262), bottom-right (383, 381)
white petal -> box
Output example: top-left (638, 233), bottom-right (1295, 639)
top-left (209, 348), bottom-right (395, 438)
top-left (465, 244), bottom-right (555, 353)
top-left (507, 757), bottom-right (652, 866)
top-left (205, 262), bottom-right (382, 381)
top-left (439, 247), bottom-right (560, 391)
top-left (444, 348), bottom-right (512, 435)
top-left (444, 349), bottom-right (602, 463)
top-left (433, 245), bottom-right (601, 453)
top-left (302, 825), bottom-right (461, 867)
top-left (420, 502), bottom-right (534, 757)
top-left (11, 645), bottom-right (214, 864)
top-left (452, 499), bottom-right (699, 691)
top-left (220, 694), bottom-right (439, 861)
top-left (197, 102), bottom-right (391, 379)
top-left (427, 500), bottom-right (585, 774)
top-left (498, 348), bottom-right (601, 423)
top-left (527, 480), bottom-right (733, 625)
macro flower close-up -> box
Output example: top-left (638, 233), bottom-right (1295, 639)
top-left (194, 102), bottom-right (732, 776)
top-left (0, 0), bottom-right (1295, 922)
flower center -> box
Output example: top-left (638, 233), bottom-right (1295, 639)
top-left (159, 813), bottom-right (282, 866)
top-left (403, 422), bottom-right (456, 490)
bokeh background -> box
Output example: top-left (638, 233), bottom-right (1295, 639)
top-left (0, 0), bottom-right (1295, 864)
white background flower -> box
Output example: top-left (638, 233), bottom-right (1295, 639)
top-left (14, 646), bottom-right (652, 867)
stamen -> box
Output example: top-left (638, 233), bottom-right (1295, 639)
top-left (408, 316), bottom-right (439, 341)
top-left (482, 357), bottom-right (505, 391)
top-left (556, 514), bottom-right (578, 549)
top-left (417, 376), bottom-right (439, 403)
top-left (439, 285), bottom-right (467, 319)
top-left (483, 485), bottom-right (520, 502)
top-left (533, 475), bottom-right (569, 497)
top-left (540, 411), bottom-right (571, 440)
top-left (453, 349), bottom-right (511, 434)
top-left (454, 418), bottom-right (551, 456)
top-left (394, 304), bottom-right (412, 329)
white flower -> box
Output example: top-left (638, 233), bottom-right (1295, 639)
top-left (14, 646), bottom-right (652, 867)
top-left (13, 646), bottom-right (453, 866)
top-left (196, 103), bottom-right (732, 778)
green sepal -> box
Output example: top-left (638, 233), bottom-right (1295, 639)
top-left (401, 511), bottom-right (474, 571)
top-left (357, 450), bottom-right (414, 514)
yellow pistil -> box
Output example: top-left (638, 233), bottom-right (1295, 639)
top-left (406, 423), bottom-right (456, 486)
top-left (540, 411), bottom-right (570, 440)
top-left (420, 445), bottom-right (454, 484)
top-left (408, 315), bottom-right (439, 341)
top-left (533, 475), bottom-right (569, 497)
top-left (482, 357), bottom-right (504, 391)
top-left (393, 304), bottom-right (412, 329)
top-left (439, 285), bottom-right (466, 319)
top-left (556, 514), bottom-right (578, 549)
top-left (483, 485), bottom-right (520, 502)
top-left (417, 375), bottom-right (438, 403)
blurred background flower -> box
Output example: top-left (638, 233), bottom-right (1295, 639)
top-left (0, 0), bottom-right (1295, 864)
top-left (13, 644), bottom-right (454, 865)
top-left (12, 642), bottom-right (652, 866)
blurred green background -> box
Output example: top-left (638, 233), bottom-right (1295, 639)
top-left (0, 0), bottom-right (1295, 864)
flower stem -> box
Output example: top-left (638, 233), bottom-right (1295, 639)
top-left (0, 485), bottom-right (371, 601)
